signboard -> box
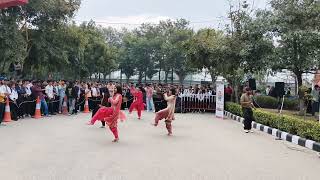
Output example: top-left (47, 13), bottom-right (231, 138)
top-left (216, 81), bottom-right (224, 119)
top-left (0, 0), bottom-right (28, 9)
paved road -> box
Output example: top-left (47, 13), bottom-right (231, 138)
top-left (0, 112), bottom-right (319, 180)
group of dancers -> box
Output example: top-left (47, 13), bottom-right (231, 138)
top-left (87, 84), bottom-right (177, 142)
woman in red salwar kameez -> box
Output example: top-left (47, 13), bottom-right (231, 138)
top-left (87, 85), bottom-right (126, 142)
top-left (129, 86), bottom-right (145, 119)
top-left (153, 88), bottom-right (177, 136)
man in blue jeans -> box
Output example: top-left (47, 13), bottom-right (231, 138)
top-left (146, 84), bottom-right (154, 112)
top-left (32, 81), bottom-right (49, 117)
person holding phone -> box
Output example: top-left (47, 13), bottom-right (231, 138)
top-left (240, 87), bottom-right (255, 133)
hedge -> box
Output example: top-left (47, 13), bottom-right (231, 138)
top-left (254, 95), bottom-right (299, 111)
top-left (225, 102), bottom-right (320, 142)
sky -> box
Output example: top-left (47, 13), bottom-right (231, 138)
top-left (75, 0), bottom-right (270, 30)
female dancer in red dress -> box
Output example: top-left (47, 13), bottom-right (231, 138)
top-left (87, 85), bottom-right (126, 142)
top-left (129, 85), bottom-right (145, 119)
top-left (153, 88), bottom-right (177, 136)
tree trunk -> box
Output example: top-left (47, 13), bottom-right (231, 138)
top-left (103, 74), bottom-right (107, 81)
top-left (171, 68), bottom-right (174, 84)
top-left (158, 68), bottom-right (161, 83)
top-left (165, 71), bottom-right (169, 84)
top-left (177, 73), bottom-right (185, 85)
top-left (120, 69), bottom-right (123, 84)
top-left (209, 71), bottom-right (217, 88)
top-left (296, 72), bottom-right (304, 116)
top-left (144, 73), bottom-right (147, 84)
top-left (138, 71), bottom-right (143, 84)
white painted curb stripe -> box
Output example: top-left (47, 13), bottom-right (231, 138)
top-left (305, 140), bottom-right (315, 150)
top-left (272, 128), bottom-right (278, 137)
top-left (281, 132), bottom-right (288, 140)
top-left (292, 135), bottom-right (300, 145)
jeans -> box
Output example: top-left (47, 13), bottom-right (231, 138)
top-left (41, 99), bottom-right (49, 116)
top-left (68, 98), bottom-right (76, 114)
top-left (59, 95), bottom-right (65, 113)
top-left (146, 97), bottom-right (154, 112)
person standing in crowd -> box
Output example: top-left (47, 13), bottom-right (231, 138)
top-left (66, 82), bottom-right (77, 116)
top-left (53, 81), bottom-right (60, 114)
top-left (129, 85), bottom-right (145, 120)
top-left (153, 88), bottom-right (177, 136)
top-left (58, 80), bottom-right (66, 114)
top-left (91, 83), bottom-right (100, 112)
top-left (73, 81), bottom-right (81, 114)
top-left (146, 84), bottom-right (154, 112)
top-left (0, 78), bottom-right (10, 126)
top-left (225, 85), bottom-right (233, 102)
top-left (16, 80), bottom-right (27, 119)
top-left (45, 80), bottom-right (56, 116)
top-left (91, 83), bottom-right (110, 128)
top-left (32, 81), bottom-right (49, 117)
top-left (87, 85), bottom-right (126, 143)
top-left (8, 82), bottom-right (19, 121)
top-left (240, 87), bottom-right (255, 133)
top-left (311, 85), bottom-right (320, 117)
top-left (85, 83), bottom-right (92, 110)
top-left (25, 80), bottom-right (34, 117)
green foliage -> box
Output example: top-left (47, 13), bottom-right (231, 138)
top-left (254, 95), bottom-right (299, 110)
top-left (225, 102), bottom-right (320, 142)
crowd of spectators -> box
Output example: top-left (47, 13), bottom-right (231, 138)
top-left (0, 78), bottom-right (217, 126)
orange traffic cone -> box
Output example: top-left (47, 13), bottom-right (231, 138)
top-left (34, 97), bottom-right (42, 119)
top-left (83, 95), bottom-right (89, 113)
top-left (3, 98), bottom-right (12, 123)
top-left (62, 95), bottom-right (68, 115)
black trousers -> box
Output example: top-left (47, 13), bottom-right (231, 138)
top-left (0, 103), bottom-right (5, 124)
top-left (47, 98), bottom-right (55, 115)
top-left (243, 108), bottom-right (253, 130)
top-left (9, 102), bottom-right (18, 121)
top-left (25, 96), bottom-right (35, 116)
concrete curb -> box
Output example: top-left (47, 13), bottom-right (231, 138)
top-left (224, 111), bottom-right (320, 153)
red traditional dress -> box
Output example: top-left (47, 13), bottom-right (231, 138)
top-left (89, 93), bottom-right (126, 140)
top-left (154, 94), bottom-right (176, 135)
top-left (129, 87), bottom-right (145, 119)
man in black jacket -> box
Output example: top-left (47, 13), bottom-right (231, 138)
top-left (66, 82), bottom-right (78, 115)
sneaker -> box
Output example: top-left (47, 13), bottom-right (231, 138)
top-left (244, 130), bottom-right (249, 133)
top-left (100, 126), bottom-right (105, 128)
top-left (250, 130), bottom-right (254, 133)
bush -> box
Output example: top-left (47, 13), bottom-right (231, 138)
top-left (254, 95), bottom-right (299, 111)
top-left (225, 102), bottom-right (320, 142)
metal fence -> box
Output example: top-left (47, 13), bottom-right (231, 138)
top-left (179, 94), bottom-right (216, 113)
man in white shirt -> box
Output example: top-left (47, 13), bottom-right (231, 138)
top-left (45, 81), bottom-right (55, 115)
top-left (0, 78), bottom-right (10, 125)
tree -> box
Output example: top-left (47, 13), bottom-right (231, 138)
top-left (186, 29), bottom-right (227, 84)
top-left (262, 0), bottom-right (320, 114)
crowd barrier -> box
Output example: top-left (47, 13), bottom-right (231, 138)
top-left (179, 94), bottom-right (216, 113)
